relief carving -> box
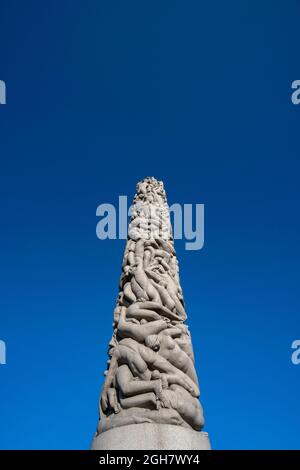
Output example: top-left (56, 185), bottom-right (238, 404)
top-left (96, 177), bottom-right (205, 436)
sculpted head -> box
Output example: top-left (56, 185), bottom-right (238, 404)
top-left (145, 334), bottom-right (160, 352)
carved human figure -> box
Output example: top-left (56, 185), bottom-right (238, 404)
top-left (116, 364), bottom-right (162, 410)
top-left (145, 330), bottom-right (199, 387)
top-left (110, 338), bottom-right (200, 397)
top-left (95, 177), bottom-right (205, 435)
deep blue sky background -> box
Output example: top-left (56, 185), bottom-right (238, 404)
top-left (1, 0), bottom-right (300, 449)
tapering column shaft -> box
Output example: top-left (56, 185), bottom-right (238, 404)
top-left (91, 177), bottom-right (211, 450)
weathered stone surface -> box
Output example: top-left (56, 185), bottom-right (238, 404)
top-left (91, 423), bottom-right (211, 450)
top-left (91, 177), bottom-right (210, 449)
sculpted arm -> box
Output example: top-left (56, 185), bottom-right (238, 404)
top-left (118, 307), bottom-right (168, 342)
top-left (138, 343), bottom-right (200, 397)
top-left (116, 364), bottom-right (162, 397)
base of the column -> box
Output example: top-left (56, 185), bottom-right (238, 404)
top-left (91, 423), bottom-right (211, 450)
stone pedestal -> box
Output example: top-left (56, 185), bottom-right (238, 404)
top-left (91, 423), bottom-right (211, 450)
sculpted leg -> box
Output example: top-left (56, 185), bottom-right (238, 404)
top-left (100, 356), bottom-right (118, 413)
top-left (126, 303), bottom-right (161, 321)
top-left (111, 344), bottom-right (151, 381)
top-left (120, 392), bottom-right (158, 410)
top-left (118, 307), bottom-right (168, 342)
top-left (107, 387), bottom-right (121, 414)
top-left (131, 276), bottom-right (149, 301)
top-left (126, 301), bottom-right (182, 322)
top-left (123, 282), bottom-right (137, 303)
top-left (145, 333), bottom-right (199, 389)
top-left (168, 384), bottom-right (204, 431)
top-left (116, 364), bottom-right (162, 398)
top-left (118, 338), bottom-right (200, 398)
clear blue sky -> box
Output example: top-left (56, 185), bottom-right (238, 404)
top-left (0, 0), bottom-right (300, 449)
